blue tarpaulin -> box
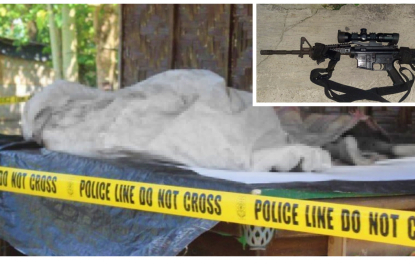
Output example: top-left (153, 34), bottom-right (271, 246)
top-left (0, 136), bottom-right (251, 256)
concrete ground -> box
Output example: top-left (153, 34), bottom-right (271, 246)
top-left (256, 4), bottom-right (415, 103)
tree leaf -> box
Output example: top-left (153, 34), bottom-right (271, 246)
top-left (36, 9), bottom-right (47, 31)
top-left (0, 7), bottom-right (7, 17)
top-left (237, 235), bottom-right (247, 250)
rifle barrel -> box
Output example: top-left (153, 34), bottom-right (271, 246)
top-left (260, 50), bottom-right (304, 55)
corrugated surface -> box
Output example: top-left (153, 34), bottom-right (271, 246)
top-left (120, 4), bottom-right (252, 90)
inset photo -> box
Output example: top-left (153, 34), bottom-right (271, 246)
top-left (256, 4), bottom-right (415, 103)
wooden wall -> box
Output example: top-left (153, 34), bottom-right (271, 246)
top-left (119, 5), bottom-right (414, 135)
top-left (120, 4), bottom-right (252, 91)
top-left (0, 239), bottom-right (23, 256)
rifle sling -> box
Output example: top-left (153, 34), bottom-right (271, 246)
top-left (310, 67), bottom-right (415, 103)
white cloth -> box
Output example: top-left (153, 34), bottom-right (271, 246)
top-left (186, 157), bottom-right (415, 184)
top-left (22, 70), bottom-right (331, 172)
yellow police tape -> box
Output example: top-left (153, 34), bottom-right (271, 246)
top-left (0, 166), bottom-right (414, 247)
top-left (0, 95), bottom-right (31, 105)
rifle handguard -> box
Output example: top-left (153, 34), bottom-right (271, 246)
top-left (260, 50), bottom-right (276, 55)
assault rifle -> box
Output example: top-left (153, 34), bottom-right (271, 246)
top-left (260, 28), bottom-right (415, 102)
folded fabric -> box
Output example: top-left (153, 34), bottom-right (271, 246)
top-left (276, 107), bottom-right (390, 147)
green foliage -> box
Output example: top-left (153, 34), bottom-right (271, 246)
top-left (73, 4), bottom-right (96, 86)
top-left (0, 4), bottom-right (101, 87)
top-left (322, 4), bottom-right (347, 10)
top-left (0, 4), bottom-right (48, 45)
top-left (237, 235), bottom-right (247, 250)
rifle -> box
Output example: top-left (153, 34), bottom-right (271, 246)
top-left (260, 28), bottom-right (415, 102)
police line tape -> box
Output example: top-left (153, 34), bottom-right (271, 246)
top-left (0, 166), bottom-right (414, 247)
top-left (0, 95), bottom-right (31, 105)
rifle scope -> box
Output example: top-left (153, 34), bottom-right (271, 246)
top-left (337, 28), bottom-right (399, 44)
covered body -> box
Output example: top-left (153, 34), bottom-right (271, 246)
top-left (22, 70), bottom-right (330, 172)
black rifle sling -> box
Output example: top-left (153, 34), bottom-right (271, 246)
top-left (310, 57), bottom-right (415, 103)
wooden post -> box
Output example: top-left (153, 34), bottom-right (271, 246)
top-left (61, 4), bottom-right (79, 81)
top-left (228, 4), bottom-right (252, 91)
top-left (47, 4), bottom-right (63, 80)
top-left (328, 236), bottom-right (347, 256)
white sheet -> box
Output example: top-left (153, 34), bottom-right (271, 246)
top-left (186, 157), bottom-right (415, 184)
top-left (22, 69), bottom-right (331, 173)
